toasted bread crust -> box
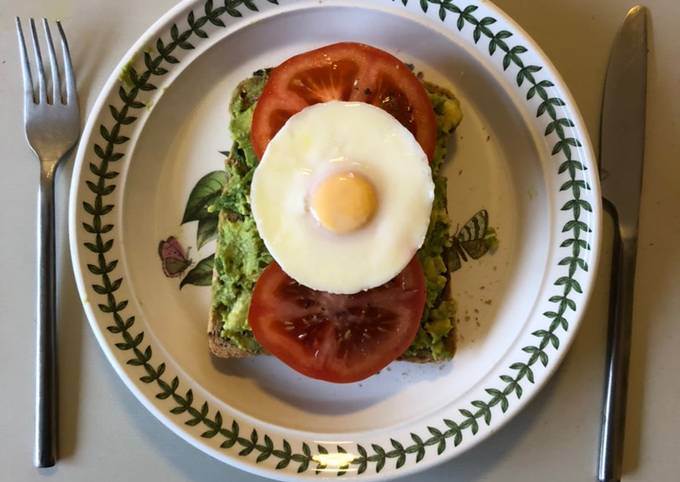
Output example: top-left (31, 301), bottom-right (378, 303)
top-left (208, 307), bottom-right (253, 359)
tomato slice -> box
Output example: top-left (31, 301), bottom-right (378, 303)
top-left (251, 42), bottom-right (437, 161)
top-left (248, 258), bottom-right (426, 383)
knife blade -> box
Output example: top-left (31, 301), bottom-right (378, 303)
top-left (597, 6), bottom-right (647, 482)
top-left (599, 5), bottom-right (647, 236)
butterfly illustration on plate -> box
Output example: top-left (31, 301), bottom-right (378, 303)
top-left (158, 236), bottom-right (192, 278)
top-left (449, 209), bottom-right (496, 272)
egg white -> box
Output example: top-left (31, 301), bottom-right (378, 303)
top-left (250, 101), bottom-right (434, 294)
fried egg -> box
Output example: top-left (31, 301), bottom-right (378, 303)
top-left (250, 101), bottom-right (434, 294)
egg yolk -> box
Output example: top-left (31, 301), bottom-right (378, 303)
top-left (311, 172), bottom-right (377, 234)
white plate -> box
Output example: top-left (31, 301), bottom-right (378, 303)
top-left (69, 0), bottom-right (601, 479)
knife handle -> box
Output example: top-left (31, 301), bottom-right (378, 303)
top-left (598, 203), bottom-right (638, 482)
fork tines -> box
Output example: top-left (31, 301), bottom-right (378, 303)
top-left (16, 17), bottom-right (76, 106)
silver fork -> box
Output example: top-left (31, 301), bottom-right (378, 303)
top-left (16, 17), bottom-right (80, 468)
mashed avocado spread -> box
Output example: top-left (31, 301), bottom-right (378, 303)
top-left (211, 69), bottom-right (463, 360)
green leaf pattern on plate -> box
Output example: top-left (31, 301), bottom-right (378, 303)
top-left (182, 170), bottom-right (226, 224)
top-left (196, 216), bottom-right (219, 249)
top-left (180, 254), bottom-right (215, 289)
top-left (81, 0), bottom-right (592, 475)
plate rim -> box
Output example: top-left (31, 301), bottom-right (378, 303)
top-left (68, 0), bottom-right (602, 479)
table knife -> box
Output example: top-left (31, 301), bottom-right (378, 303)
top-left (597, 5), bottom-right (648, 482)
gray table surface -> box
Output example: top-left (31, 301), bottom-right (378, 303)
top-left (1, 0), bottom-right (678, 481)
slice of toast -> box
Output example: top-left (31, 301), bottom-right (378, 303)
top-left (208, 71), bottom-right (461, 364)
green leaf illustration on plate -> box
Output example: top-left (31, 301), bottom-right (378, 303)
top-left (180, 254), bottom-right (214, 289)
top-left (158, 170), bottom-right (223, 283)
top-left (196, 216), bottom-right (219, 249)
top-left (182, 170), bottom-right (226, 223)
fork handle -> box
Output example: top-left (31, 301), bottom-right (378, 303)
top-left (35, 167), bottom-right (57, 468)
top-left (597, 212), bottom-right (638, 482)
